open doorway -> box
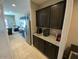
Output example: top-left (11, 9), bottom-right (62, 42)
top-left (3, 0), bottom-right (31, 44)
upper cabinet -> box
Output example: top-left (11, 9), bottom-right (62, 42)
top-left (36, 7), bottom-right (51, 28)
top-left (36, 1), bottom-right (66, 29)
top-left (50, 2), bottom-right (66, 29)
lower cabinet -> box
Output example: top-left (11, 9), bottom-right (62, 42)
top-left (44, 41), bottom-right (59, 59)
top-left (33, 35), bottom-right (45, 54)
top-left (33, 35), bottom-right (59, 59)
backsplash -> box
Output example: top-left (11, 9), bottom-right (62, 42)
top-left (50, 29), bottom-right (62, 37)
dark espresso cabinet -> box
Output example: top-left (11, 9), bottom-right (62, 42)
top-left (33, 35), bottom-right (45, 53)
top-left (36, 7), bottom-right (51, 28)
top-left (36, 1), bottom-right (66, 29)
top-left (33, 35), bottom-right (59, 59)
top-left (44, 42), bottom-right (59, 59)
top-left (50, 2), bottom-right (65, 29)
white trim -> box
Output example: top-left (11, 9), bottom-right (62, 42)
top-left (57, 0), bottom-right (74, 59)
top-left (69, 51), bottom-right (78, 59)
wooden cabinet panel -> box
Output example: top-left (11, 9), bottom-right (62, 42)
top-left (37, 38), bottom-right (45, 53)
top-left (33, 35), bottom-right (45, 54)
top-left (36, 1), bottom-right (66, 29)
top-left (33, 35), bottom-right (59, 59)
top-left (45, 42), bottom-right (55, 59)
top-left (44, 41), bottom-right (59, 59)
top-left (36, 7), bottom-right (51, 28)
top-left (50, 2), bottom-right (65, 29)
top-left (33, 35), bottom-right (39, 49)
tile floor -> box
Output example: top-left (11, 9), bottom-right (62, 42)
top-left (9, 33), bottom-right (48, 59)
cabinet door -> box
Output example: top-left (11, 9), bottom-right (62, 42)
top-left (36, 7), bottom-right (50, 28)
top-left (57, 2), bottom-right (65, 29)
top-left (45, 41), bottom-right (59, 59)
top-left (33, 35), bottom-right (39, 49)
top-left (33, 35), bottom-right (45, 54)
top-left (37, 37), bottom-right (45, 53)
top-left (33, 35), bottom-right (59, 59)
top-left (50, 2), bottom-right (65, 29)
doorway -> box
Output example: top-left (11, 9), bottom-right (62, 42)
top-left (3, 0), bottom-right (31, 44)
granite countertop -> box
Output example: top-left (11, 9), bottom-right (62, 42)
top-left (33, 33), bottom-right (60, 47)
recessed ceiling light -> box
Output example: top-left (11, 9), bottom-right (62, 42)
top-left (12, 4), bottom-right (16, 7)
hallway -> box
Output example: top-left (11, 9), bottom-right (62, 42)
top-left (9, 33), bottom-right (47, 59)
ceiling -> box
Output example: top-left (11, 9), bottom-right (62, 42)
top-left (3, 0), bottom-right (47, 15)
top-left (32, 0), bottom-right (47, 5)
top-left (4, 0), bottom-right (30, 15)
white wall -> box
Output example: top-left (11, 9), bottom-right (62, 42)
top-left (30, 1), bottom-right (39, 44)
top-left (4, 12), bottom-right (25, 27)
top-left (15, 13), bottom-right (24, 26)
top-left (0, 1), bottom-right (12, 59)
top-left (5, 15), bottom-right (15, 28)
top-left (58, 0), bottom-right (74, 59)
top-left (31, 2), bottom-right (39, 33)
top-left (66, 0), bottom-right (78, 47)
